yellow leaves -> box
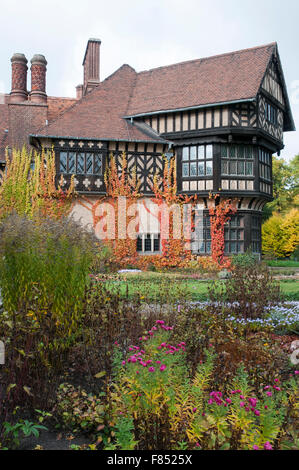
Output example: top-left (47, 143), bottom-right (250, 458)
top-left (94, 371), bottom-right (106, 379)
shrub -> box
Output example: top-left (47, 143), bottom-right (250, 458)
top-left (209, 263), bottom-right (281, 319)
top-left (0, 214), bottom-right (98, 417)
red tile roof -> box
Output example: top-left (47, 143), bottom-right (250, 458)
top-left (35, 43), bottom-right (278, 142)
top-left (126, 43), bottom-right (277, 116)
top-left (36, 64), bottom-right (165, 142)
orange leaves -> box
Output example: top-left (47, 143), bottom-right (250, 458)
top-left (209, 195), bottom-right (237, 266)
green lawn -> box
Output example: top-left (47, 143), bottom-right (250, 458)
top-left (106, 273), bottom-right (299, 301)
top-left (266, 260), bottom-right (299, 267)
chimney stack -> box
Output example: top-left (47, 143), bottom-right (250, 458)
top-left (10, 53), bottom-right (28, 102)
top-left (76, 84), bottom-right (83, 100)
top-left (82, 38), bottom-right (101, 95)
top-left (30, 54), bottom-right (47, 103)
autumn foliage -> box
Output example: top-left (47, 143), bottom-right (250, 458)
top-left (0, 147), bottom-right (75, 220)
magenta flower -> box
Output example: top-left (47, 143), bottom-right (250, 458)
top-left (122, 361), bottom-right (126, 366)
top-left (240, 402), bottom-right (245, 408)
top-left (160, 365), bottom-right (166, 372)
top-left (264, 442), bottom-right (273, 450)
top-left (264, 405), bottom-right (268, 410)
top-left (253, 445), bottom-right (259, 450)
top-left (274, 378), bottom-right (279, 383)
top-left (254, 410), bottom-right (260, 416)
top-left (226, 399), bottom-right (232, 404)
top-left (156, 360), bottom-right (161, 364)
top-left (295, 371), bottom-right (299, 375)
top-left (208, 399), bottom-right (213, 405)
top-left (266, 392), bottom-right (272, 397)
top-left (148, 367), bottom-right (155, 373)
top-left (240, 395), bottom-right (244, 399)
top-left (193, 407), bottom-right (197, 413)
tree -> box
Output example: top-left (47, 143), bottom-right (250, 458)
top-left (262, 209), bottom-right (299, 258)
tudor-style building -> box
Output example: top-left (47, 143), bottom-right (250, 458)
top-left (0, 39), bottom-right (295, 256)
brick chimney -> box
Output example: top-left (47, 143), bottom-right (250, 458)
top-left (76, 84), bottom-right (83, 100)
top-left (82, 38), bottom-right (101, 95)
top-left (10, 53), bottom-right (28, 103)
top-left (30, 54), bottom-right (47, 103)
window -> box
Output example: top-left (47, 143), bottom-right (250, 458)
top-left (221, 145), bottom-right (254, 176)
top-left (251, 216), bottom-right (261, 254)
top-left (259, 148), bottom-right (271, 182)
top-left (264, 101), bottom-right (277, 126)
top-left (59, 152), bottom-right (103, 175)
top-left (191, 215), bottom-right (211, 254)
top-left (182, 145), bottom-right (213, 177)
top-left (137, 234), bottom-right (160, 253)
top-left (224, 216), bottom-right (244, 254)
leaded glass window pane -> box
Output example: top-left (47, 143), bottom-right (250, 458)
top-left (238, 161), bottom-right (245, 175)
top-left (231, 242), bottom-right (237, 253)
top-left (246, 161), bottom-right (253, 176)
top-left (94, 154), bottom-right (102, 174)
top-left (237, 145), bottom-right (244, 159)
top-left (221, 160), bottom-right (228, 175)
top-left (183, 163), bottom-right (189, 177)
top-left (198, 146), bottom-right (205, 159)
top-left (68, 152), bottom-right (76, 173)
top-left (229, 146), bottom-right (236, 158)
top-left (206, 241), bottom-right (211, 253)
top-left (245, 146), bottom-right (253, 159)
top-left (86, 153), bottom-right (93, 174)
top-left (190, 162), bottom-right (197, 176)
top-left (206, 161), bottom-right (213, 175)
top-left (198, 162), bottom-right (204, 176)
top-left (60, 152), bottom-right (67, 173)
top-left (221, 145), bottom-right (228, 158)
top-left (190, 146), bottom-right (197, 160)
top-left (154, 235), bottom-right (160, 252)
top-left (144, 235), bottom-right (151, 252)
top-left (77, 153), bottom-right (84, 174)
top-left (206, 145), bottom-right (213, 159)
top-left (182, 147), bottom-right (189, 161)
top-left (230, 161), bottom-right (237, 175)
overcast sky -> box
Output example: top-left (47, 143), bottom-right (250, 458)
top-left (0, 0), bottom-right (298, 161)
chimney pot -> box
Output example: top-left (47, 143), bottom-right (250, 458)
top-left (76, 84), bottom-right (83, 100)
top-left (10, 53), bottom-right (28, 102)
top-left (30, 54), bottom-right (47, 103)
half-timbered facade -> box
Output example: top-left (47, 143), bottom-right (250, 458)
top-left (1, 40), bottom-right (295, 257)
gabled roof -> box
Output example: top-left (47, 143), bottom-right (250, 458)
top-left (33, 42), bottom-right (295, 142)
top-left (34, 65), bottom-right (167, 143)
top-left (126, 43), bottom-right (277, 116)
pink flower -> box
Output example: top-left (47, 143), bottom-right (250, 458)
top-left (196, 442), bottom-right (200, 447)
top-left (264, 386), bottom-right (271, 390)
top-left (160, 365), bottom-right (166, 372)
top-left (240, 402), bottom-right (245, 408)
top-left (264, 406), bottom-right (268, 410)
top-left (148, 367), bottom-right (155, 373)
top-left (226, 399), bottom-right (232, 404)
top-left (253, 445), bottom-right (259, 450)
top-left (264, 442), bottom-right (273, 450)
top-left (129, 347), bottom-right (134, 351)
top-left (266, 392), bottom-right (272, 397)
top-left (202, 412), bottom-right (205, 417)
top-left (274, 378), bottom-right (279, 383)
top-left (193, 407), bottom-right (197, 413)
top-left (274, 386), bottom-right (281, 391)
top-left (114, 341), bottom-right (119, 346)
top-left (136, 371), bottom-right (139, 374)
top-left (122, 361), bottom-right (126, 366)
top-left (240, 395), bottom-right (244, 399)
top-left (248, 398), bottom-right (257, 408)
top-left (156, 360), bottom-right (161, 364)
top-left (254, 410), bottom-right (260, 416)
top-left (295, 371), bottom-right (299, 375)
top-left (208, 399), bottom-right (213, 405)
